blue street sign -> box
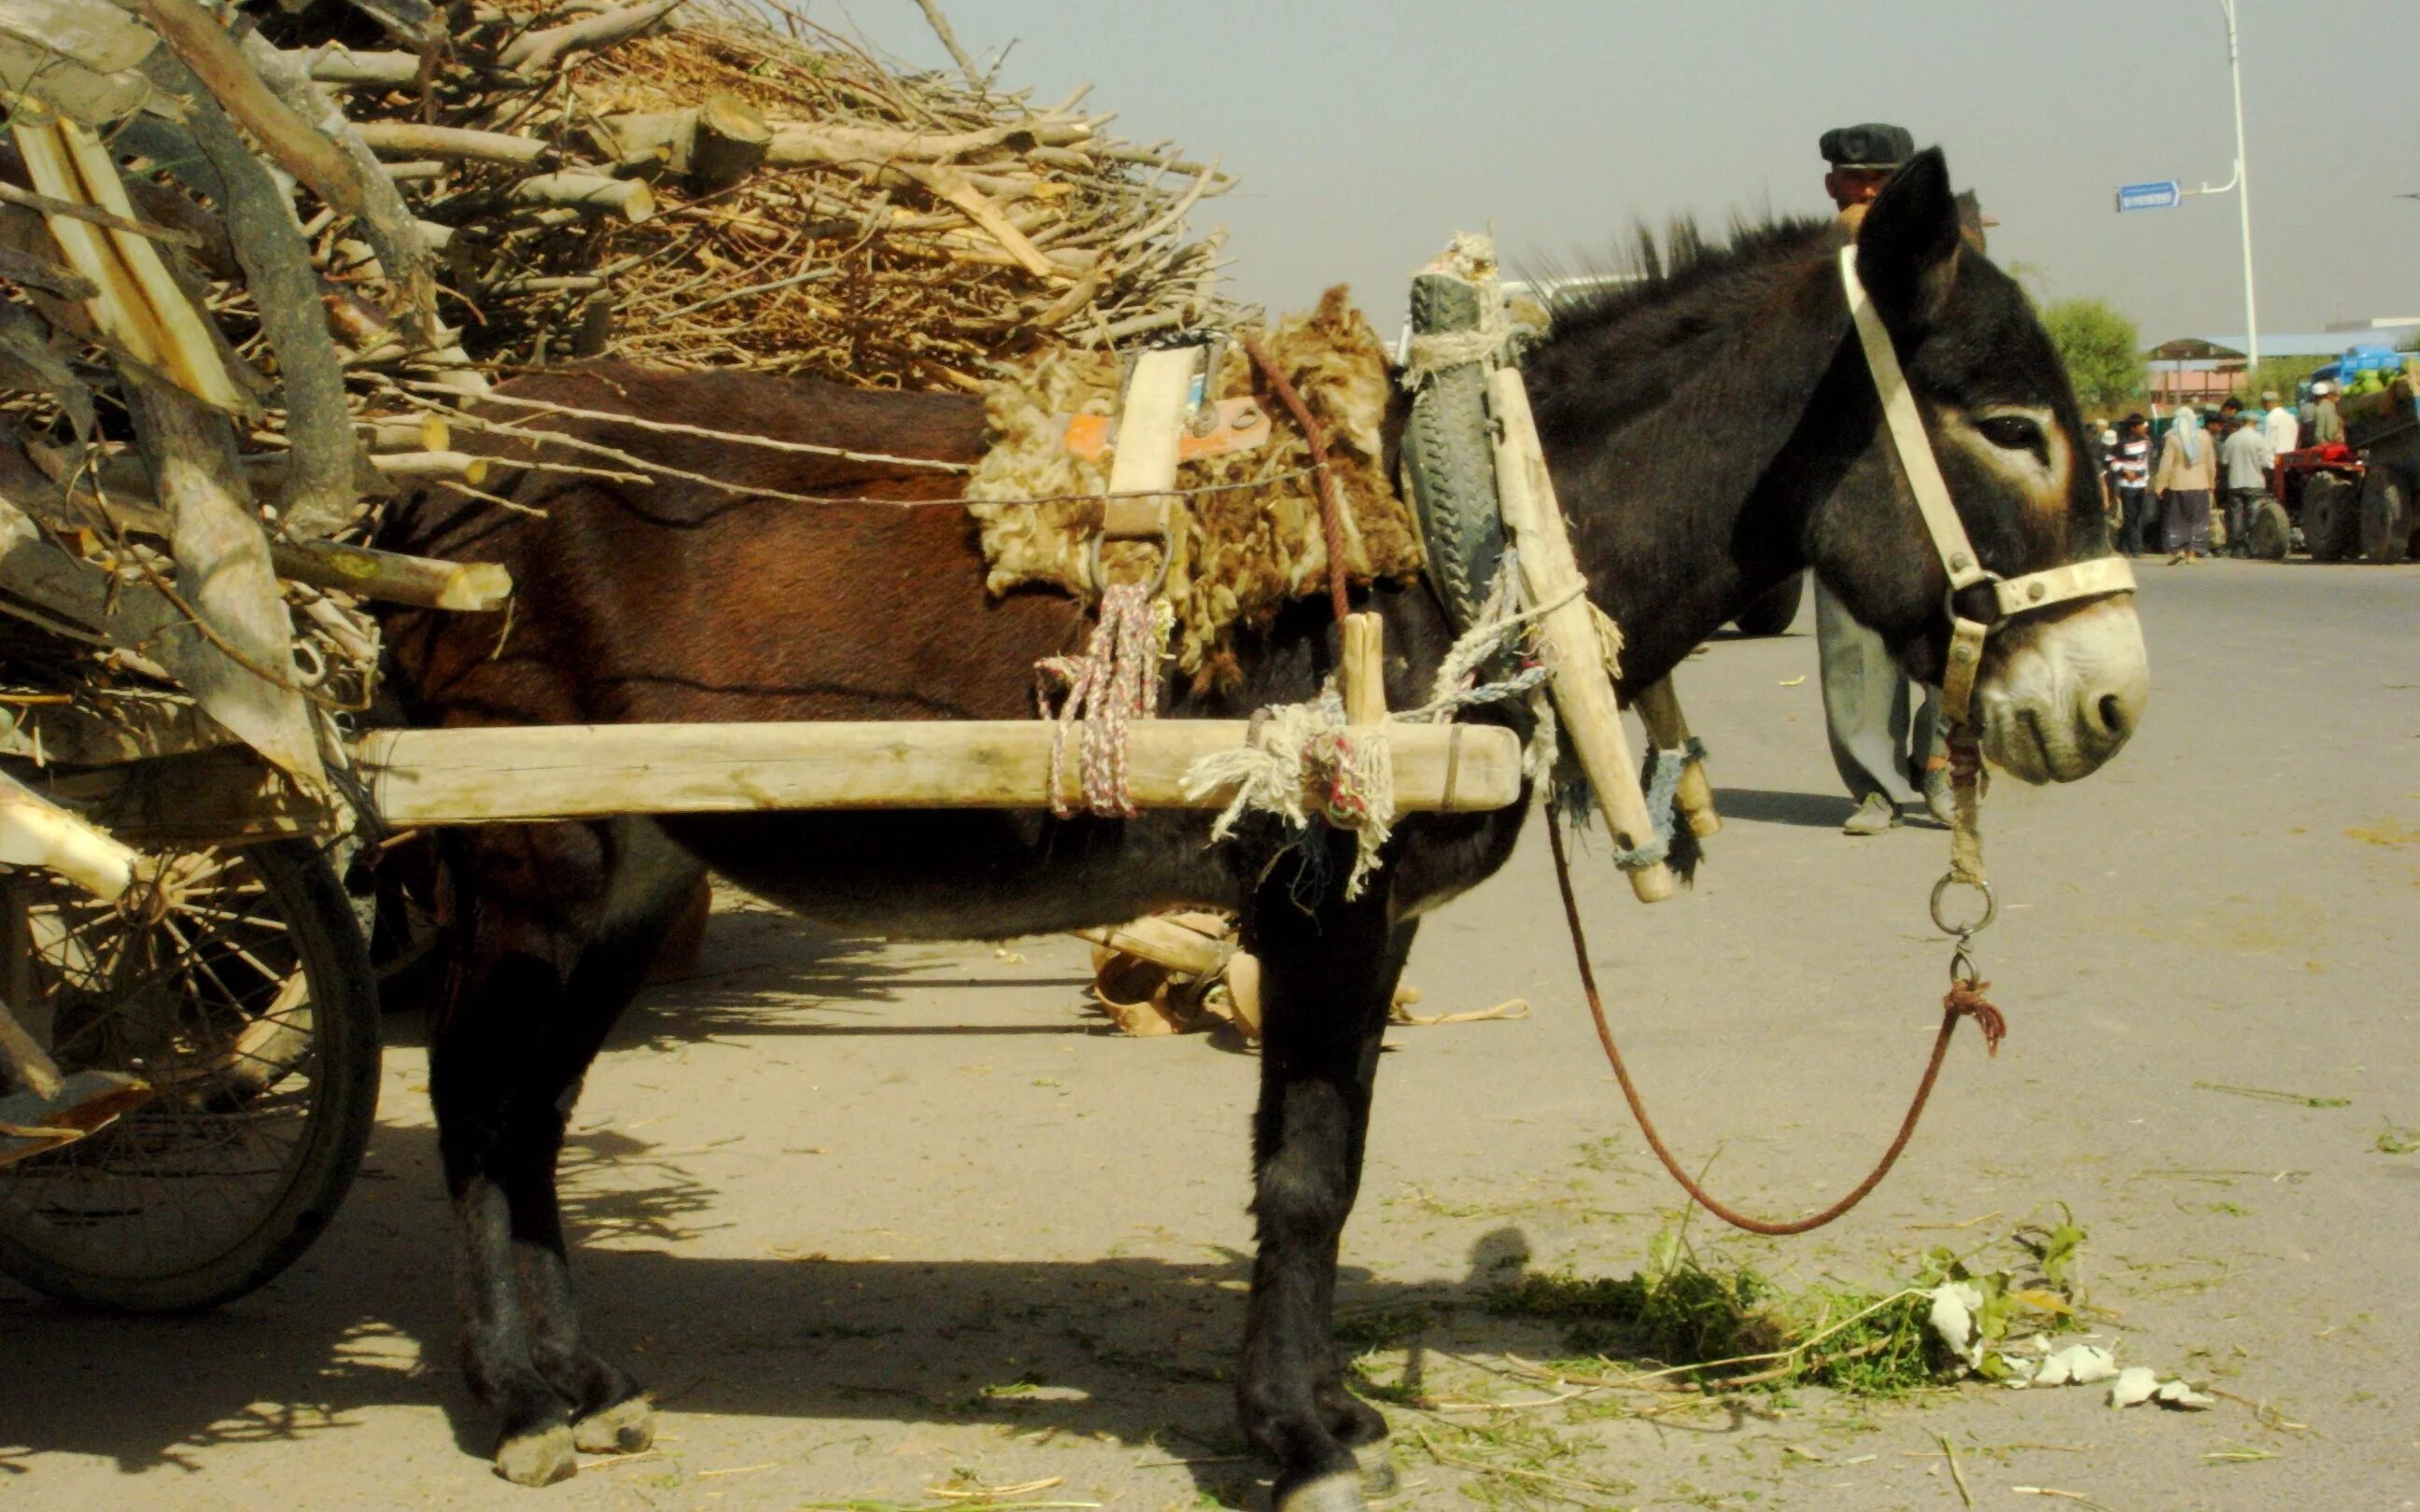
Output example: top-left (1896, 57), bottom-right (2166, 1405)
top-left (2116, 180), bottom-right (2183, 213)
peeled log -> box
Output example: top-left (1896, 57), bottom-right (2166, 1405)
top-left (353, 720), bottom-right (1523, 825)
top-left (508, 172), bottom-right (654, 224)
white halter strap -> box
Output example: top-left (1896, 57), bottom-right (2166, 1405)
top-left (1836, 246), bottom-right (2135, 725)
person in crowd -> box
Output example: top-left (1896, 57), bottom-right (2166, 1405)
top-left (2311, 381), bottom-right (2344, 445)
top-left (2153, 404), bottom-right (2216, 563)
top-left (2218, 408), bottom-right (2273, 557)
top-left (2261, 388), bottom-right (2300, 457)
top-left (1810, 121), bottom-right (1946, 834)
top-left (2108, 413), bottom-right (2152, 555)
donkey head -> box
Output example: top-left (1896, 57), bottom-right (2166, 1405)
top-left (1808, 149), bottom-right (2147, 783)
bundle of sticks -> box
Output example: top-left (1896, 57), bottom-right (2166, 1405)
top-left (0, 0), bottom-right (1238, 791)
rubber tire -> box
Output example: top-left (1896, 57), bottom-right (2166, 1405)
top-left (1732, 571), bottom-right (1806, 637)
top-left (2358, 474), bottom-right (2410, 565)
top-left (2244, 498), bottom-right (2292, 561)
top-left (0, 840), bottom-right (380, 1312)
top-left (2302, 473), bottom-right (2358, 562)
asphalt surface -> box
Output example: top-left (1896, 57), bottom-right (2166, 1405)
top-left (4, 559), bottom-right (2415, 1511)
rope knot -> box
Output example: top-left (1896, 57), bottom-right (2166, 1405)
top-left (1944, 977), bottom-right (2007, 1057)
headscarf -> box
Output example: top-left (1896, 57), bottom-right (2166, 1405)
top-left (2167, 405), bottom-right (2205, 466)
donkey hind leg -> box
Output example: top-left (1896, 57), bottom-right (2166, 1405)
top-left (1235, 848), bottom-right (1418, 1512)
top-left (432, 827), bottom-right (692, 1484)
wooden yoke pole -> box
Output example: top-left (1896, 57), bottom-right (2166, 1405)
top-left (1339, 612), bottom-right (1386, 725)
top-left (1633, 677), bottom-right (1720, 837)
top-left (1486, 369), bottom-right (1677, 903)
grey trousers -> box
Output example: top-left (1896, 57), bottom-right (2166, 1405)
top-left (1814, 579), bottom-right (1940, 808)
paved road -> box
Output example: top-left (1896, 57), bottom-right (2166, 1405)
top-left (5, 561), bottom-right (2415, 1510)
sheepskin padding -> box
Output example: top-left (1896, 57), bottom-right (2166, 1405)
top-left (967, 287), bottom-right (1424, 692)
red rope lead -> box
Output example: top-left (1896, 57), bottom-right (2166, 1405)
top-left (1545, 817), bottom-right (2007, 1237)
top-left (1240, 332), bottom-right (1352, 625)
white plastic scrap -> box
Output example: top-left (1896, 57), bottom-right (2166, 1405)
top-left (2108, 1367), bottom-right (2215, 1409)
top-left (2032, 1343), bottom-right (2120, 1388)
top-left (2108, 1365), bottom-right (2160, 1407)
top-left (1924, 1281), bottom-right (1988, 1370)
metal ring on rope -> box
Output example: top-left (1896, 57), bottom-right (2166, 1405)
top-left (1929, 874), bottom-right (1997, 937)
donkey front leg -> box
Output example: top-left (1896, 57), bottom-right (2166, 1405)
top-left (1237, 859), bottom-right (1416, 1512)
top-left (432, 827), bottom-right (676, 1485)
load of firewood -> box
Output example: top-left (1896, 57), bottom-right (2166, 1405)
top-left (0, 0), bottom-right (1238, 791)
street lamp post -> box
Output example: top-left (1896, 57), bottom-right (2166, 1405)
top-left (2221, 0), bottom-right (2258, 374)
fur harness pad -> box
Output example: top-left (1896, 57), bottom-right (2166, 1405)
top-left (965, 288), bottom-right (1425, 693)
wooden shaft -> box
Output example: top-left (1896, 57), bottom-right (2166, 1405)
top-left (1340, 612), bottom-right (1387, 726)
top-left (1486, 368), bottom-right (1675, 903)
top-left (1633, 676), bottom-right (1720, 837)
top-left (271, 540), bottom-right (512, 611)
top-left (351, 720), bottom-right (1524, 826)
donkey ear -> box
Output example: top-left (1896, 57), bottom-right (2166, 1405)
top-left (1855, 147), bottom-right (1963, 329)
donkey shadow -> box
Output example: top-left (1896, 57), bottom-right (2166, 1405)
top-left (1, 1109), bottom-right (1611, 1507)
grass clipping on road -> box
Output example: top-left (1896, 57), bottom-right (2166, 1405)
top-left (1345, 1206), bottom-right (2092, 1406)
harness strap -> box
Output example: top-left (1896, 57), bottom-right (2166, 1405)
top-left (1837, 247), bottom-right (2135, 725)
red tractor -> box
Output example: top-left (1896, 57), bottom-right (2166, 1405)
top-left (2259, 362), bottom-right (2418, 563)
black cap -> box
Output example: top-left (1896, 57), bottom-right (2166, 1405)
top-left (1820, 123), bottom-right (1915, 170)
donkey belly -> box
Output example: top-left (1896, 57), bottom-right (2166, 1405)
top-left (660, 808), bottom-right (1245, 939)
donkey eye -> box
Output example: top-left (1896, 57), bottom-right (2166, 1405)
top-left (1977, 414), bottom-right (2046, 455)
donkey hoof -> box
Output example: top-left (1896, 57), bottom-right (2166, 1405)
top-left (495, 1422), bottom-right (578, 1487)
top-left (1357, 1446), bottom-right (1400, 1502)
top-left (572, 1395), bottom-right (654, 1455)
top-left (1274, 1468), bottom-right (1367, 1512)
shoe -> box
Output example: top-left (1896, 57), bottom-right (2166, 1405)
top-left (1842, 792), bottom-right (1901, 835)
top-left (2167, 552), bottom-right (2188, 565)
top-left (1922, 767), bottom-right (1955, 826)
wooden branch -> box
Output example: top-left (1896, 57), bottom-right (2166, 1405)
top-left (0, 241), bottom-right (96, 300)
top-left (353, 719), bottom-right (1523, 824)
top-left (0, 180), bottom-right (203, 248)
top-left (134, 0), bottom-right (373, 231)
top-left (151, 61), bottom-right (361, 539)
top-left (905, 163), bottom-right (1055, 278)
top-left (688, 94), bottom-right (771, 193)
top-left (8, 110), bottom-right (249, 413)
top-left (500, 0), bottom-right (685, 75)
top-left (1340, 613), bottom-right (1386, 726)
top-left (231, 24), bottom-right (441, 343)
top-left (508, 173), bottom-right (655, 224)
top-left (122, 375), bottom-right (325, 791)
top-left (761, 114), bottom-right (1092, 170)
top-left (350, 120), bottom-right (552, 165)
top-left (912, 0), bottom-right (988, 93)
top-left (271, 540), bottom-right (511, 611)
top-left (299, 48), bottom-right (424, 88)
top-left (0, 769), bottom-right (135, 903)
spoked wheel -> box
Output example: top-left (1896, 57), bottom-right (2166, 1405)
top-left (0, 840), bottom-right (378, 1312)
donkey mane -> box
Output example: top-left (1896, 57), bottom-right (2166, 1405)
top-left (1514, 215), bottom-right (1842, 469)
top-left (1536, 212), bottom-right (1834, 340)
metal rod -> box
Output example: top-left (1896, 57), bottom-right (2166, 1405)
top-left (2221, 0), bottom-right (2259, 373)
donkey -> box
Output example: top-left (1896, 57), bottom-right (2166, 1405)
top-left (379, 151), bottom-right (2146, 1506)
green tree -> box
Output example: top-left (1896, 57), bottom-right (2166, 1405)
top-left (2041, 298), bottom-right (2146, 413)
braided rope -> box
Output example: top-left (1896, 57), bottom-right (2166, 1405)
top-left (1036, 582), bottom-right (1163, 818)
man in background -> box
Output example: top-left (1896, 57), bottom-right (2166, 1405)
top-left (1813, 122), bottom-right (1948, 834)
top-left (2219, 406), bottom-right (2273, 556)
top-left (2312, 381), bottom-right (2344, 445)
top-left (2108, 413), bottom-right (2152, 555)
top-left (2261, 388), bottom-right (2300, 457)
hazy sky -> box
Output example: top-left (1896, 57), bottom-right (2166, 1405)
top-left (830, 0), bottom-right (2420, 345)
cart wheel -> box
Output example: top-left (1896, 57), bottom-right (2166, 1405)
top-left (2301, 473), bottom-right (2358, 561)
top-left (2358, 475), bottom-right (2409, 565)
top-left (0, 839), bottom-right (378, 1312)
top-left (1731, 571), bottom-right (1805, 637)
top-left (2244, 499), bottom-right (2292, 561)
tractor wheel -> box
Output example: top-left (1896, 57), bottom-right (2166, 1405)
top-left (2244, 498), bottom-right (2292, 561)
top-left (1732, 571), bottom-right (1805, 637)
top-left (2358, 474), bottom-right (2410, 565)
top-left (2302, 473), bottom-right (2358, 561)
